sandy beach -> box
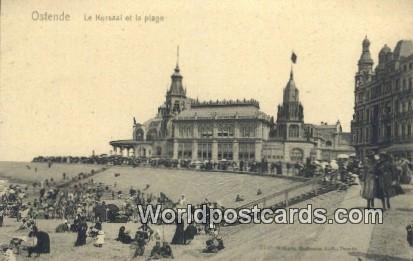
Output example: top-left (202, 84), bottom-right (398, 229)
top-left (0, 161), bottom-right (411, 260)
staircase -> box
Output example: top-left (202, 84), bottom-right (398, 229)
top-left (230, 176), bottom-right (341, 222)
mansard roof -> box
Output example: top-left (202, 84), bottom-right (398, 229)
top-left (175, 99), bottom-right (271, 121)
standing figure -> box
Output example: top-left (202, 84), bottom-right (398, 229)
top-left (75, 221), bottom-right (88, 247)
top-left (361, 152), bottom-right (377, 208)
top-left (376, 152), bottom-right (395, 210)
top-left (171, 216), bottom-right (185, 245)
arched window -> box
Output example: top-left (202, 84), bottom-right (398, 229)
top-left (326, 140), bottom-right (332, 147)
top-left (290, 148), bottom-right (304, 162)
top-left (288, 125), bottom-right (299, 138)
top-left (134, 128), bottom-right (144, 141)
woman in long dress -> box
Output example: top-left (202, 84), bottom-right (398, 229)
top-left (361, 155), bottom-right (376, 208)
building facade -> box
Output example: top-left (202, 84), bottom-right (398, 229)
top-left (110, 55), bottom-right (354, 163)
top-left (351, 38), bottom-right (413, 160)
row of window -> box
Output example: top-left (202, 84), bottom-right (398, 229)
top-left (354, 122), bottom-right (413, 143)
top-left (177, 142), bottom-right (256, 161)
top-left (355, 98), bottom-right (413, 122)
top-left (183, 124), bottom-right (257, 138)
top-left (356, 77), bottom-right (413, 103)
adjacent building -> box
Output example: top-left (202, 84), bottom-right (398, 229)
top-left (351, 37), bottom-right (413, 160)
top-left (110, 53), bottom-right (354, 163)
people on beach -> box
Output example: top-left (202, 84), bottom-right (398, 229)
top-left (27, 226), bottom-right (50, 257)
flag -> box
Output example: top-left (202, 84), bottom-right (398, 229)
top-left (291, 52), bottom-right (297, 64)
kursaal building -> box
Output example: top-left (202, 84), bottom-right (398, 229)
top-left (110, 52), bottom-right (353, 163)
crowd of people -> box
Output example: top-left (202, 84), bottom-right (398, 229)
top-left (0, 152), bottom-right (410, 259)
top-left (0, 164), bottom-right (229, 259)
top-left (32, 154), bottom-right (299, 176)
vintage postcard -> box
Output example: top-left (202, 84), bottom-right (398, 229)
top-left (0, 1), bottom-right (412, 260)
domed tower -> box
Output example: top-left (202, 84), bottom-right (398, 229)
top-left (355, 36), bottom-right (374, 87)
top-left (358, 36), bottom-right (374, 73)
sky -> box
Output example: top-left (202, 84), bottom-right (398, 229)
top-left (1, 0), bottom-right (412, 161)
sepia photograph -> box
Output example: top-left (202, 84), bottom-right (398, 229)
top-left (0, 1), bottom-right (412, 260)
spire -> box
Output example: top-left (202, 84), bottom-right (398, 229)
top-left (175, 45), bottom-right (180, 72)
top-left (169, 46), bottom-right (185, 97)
top-left (284, 69), bottom-right (298, 103)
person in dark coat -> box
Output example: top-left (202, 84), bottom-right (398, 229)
top-left (184, 223), bottom-right (197, 244)
top-left (116, 226), bottom-right (132, 244)
top-left (171, 218), bottom-right (185, 245)
top-left (72, 214), bottom-right (81, 232)
top-left (27, 227), bottom-right (50, 257)
top-left (74, 221), bottom-right (88, 246)
top-left (376, 153), bottom-right (395, 210)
